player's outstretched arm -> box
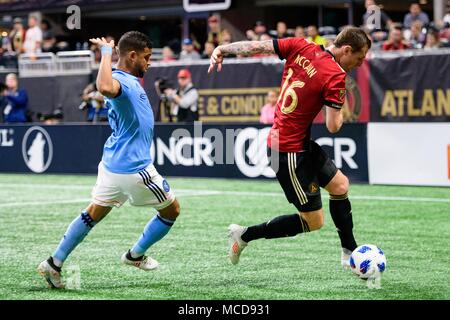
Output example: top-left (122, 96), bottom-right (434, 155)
top-left (90, 37), bottom-right (121, 98)
top-left (208, 40), bottom-right (274, 73)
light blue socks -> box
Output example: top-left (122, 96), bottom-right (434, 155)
top-left (130, 214), bottom-right (175, 257)
top-left (52, 211), bottom-right (96, 265)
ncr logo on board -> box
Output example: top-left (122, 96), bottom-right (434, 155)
top-left (22, 126), bottom-right (53, 173)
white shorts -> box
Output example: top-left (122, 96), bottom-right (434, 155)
top-left (91, 162), bottom-right (175, 210)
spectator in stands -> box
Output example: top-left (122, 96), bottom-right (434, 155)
top-left (259, 89), bottom-right (278, 125)
top-left (164, 69), bottom-right (199, 122)
top-left (403, 3), bottom-right (429, 29)
top-left (207, 15), bottom-right (222, 47)
top-left (219, 30), bottom-right (236, 57)
top-left (162, 46), bottom-right (176, 61)
top-left (294, 26), bottom-right (306, 38)
top-left (362, 0), bottom-right (393, 31)
top-left (246, 29), bottom-right (258, 41)
top-left (404, 21), bottom-right (426, 49)
top-left (369, 29), bottom-right (388, 50)
top-left (23, 14), bottom-right (43, 55)
top-left (424, 28), bottom-right (443, 49)
top-left (272, 21), bottom-right (288, 39)
top-left (382, 25), bottom-right (411, 51)
top-left (1, 29), bottom-right (17, 68)
top-left (1, 30), bottom-right (11, 54)
top-left (201, 41), bottom-right (215, 59)
top-left (444, 7), bottom-right (450, 27)
top-left (307, 25), bottom-right (327, 45)
top-left (1, 73), bottom-right (29, 123)
top-left (9, 17), bottom-right (25, 54)
top-left (41, 19), bottom-right (57, 53)
top-left (220, 29), bottom-right (233, 45)
top-left (179, 38), bottom-right (201, 61)
top-left (254, 21), bottom-right (267, 40)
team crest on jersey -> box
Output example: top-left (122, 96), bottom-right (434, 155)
top-left (162, 180), bottom-right (170, 192)
top-left (309, 182), bottom-right (319, 193)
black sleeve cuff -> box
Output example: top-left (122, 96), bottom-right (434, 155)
top-left (273, 39), bottom-right (283, 60)
top-left (324, 101), bottom-right (343, 109)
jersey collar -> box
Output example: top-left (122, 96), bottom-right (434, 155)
top-left (321, 45), bottom-right (346, 73)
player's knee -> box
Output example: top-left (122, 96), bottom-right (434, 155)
top-left (333, 175), bottom-right (349, 196)
top-left (172, 200), bottom-right (181, 218)
top-left (309, 214), bottom-right (324, 231)
top-left (160, 199), bottom-right (180, 220)
top-left (301, 211), bottom-right (324, 231)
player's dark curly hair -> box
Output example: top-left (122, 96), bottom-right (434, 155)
top-left (117, 31), bottom-right (153, 56)
top-left (335, 27), bottom-right (372, 52)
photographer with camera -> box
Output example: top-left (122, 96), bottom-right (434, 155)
top-left (164, 69), bottom-right (199, 123)
top-left (79, 82), bottom-right (108, 122)
top-left (154, 77), bottom-right (174, 122)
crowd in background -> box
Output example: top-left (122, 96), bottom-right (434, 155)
top-left (161, 1), bottom-right (450, 62)
top-left (0, 1), bottom-right (449, 124)
top-left (1, 1), bottom-right (449, 67)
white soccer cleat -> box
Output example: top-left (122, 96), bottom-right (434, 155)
top-left (37, 258), bottom-right (65, 289)
top-left (121, 251), bottom-right (159, 271)
top-left (228, 224), bottom-right (248, 265)
top-left (341, 248), bottom-right (352, 269)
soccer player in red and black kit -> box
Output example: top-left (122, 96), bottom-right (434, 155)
top-left (208, 27), bottom-right (371, 268)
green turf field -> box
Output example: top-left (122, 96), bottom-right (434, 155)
top-left (0, 173), bottom-right (449, 300)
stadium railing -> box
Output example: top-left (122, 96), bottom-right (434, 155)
top-left (18, 51), bottom-right (95, 77)
top-left (150, 48), bottom-right (163, 61)
top-left (18, 53), bottom-right (57, 77)
top-left (56, 50), bottom-right (95, 75)
top-left (369, 47), bottom-right (450, 59)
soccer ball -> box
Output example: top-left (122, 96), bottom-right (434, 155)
top-left (349, 244), bottom-right (387, 279)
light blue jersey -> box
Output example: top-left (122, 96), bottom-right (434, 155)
top-left (102, 69), bottom-right (154, 174)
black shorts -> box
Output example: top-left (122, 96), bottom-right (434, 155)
top-left (269, 140), bottom-right (338, 212)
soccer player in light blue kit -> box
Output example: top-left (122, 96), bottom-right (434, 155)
top-left (38, 31), bottom-right (181, 289)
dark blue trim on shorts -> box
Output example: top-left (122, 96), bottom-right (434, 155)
top-left (138, 171), bottom-right (164, 203)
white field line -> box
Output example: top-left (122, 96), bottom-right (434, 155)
top-left (0, 183), bottom-right (450, 207)
top-left (0, 183), bottom-right (91, 190)
top-left (0, 198), bottom-right (91, 208)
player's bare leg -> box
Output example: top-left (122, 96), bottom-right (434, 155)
top-left (325, 170), bottom-right (357, 268)
top-left (38, 203), bottom-right (111, 288)
top-left (122, 199), bottom-right (180, 270)
top-left (228, 209), bottom-right (324, 265)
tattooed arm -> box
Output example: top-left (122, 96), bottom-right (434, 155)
top-left (208, 40), bottom-right (275, 73)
